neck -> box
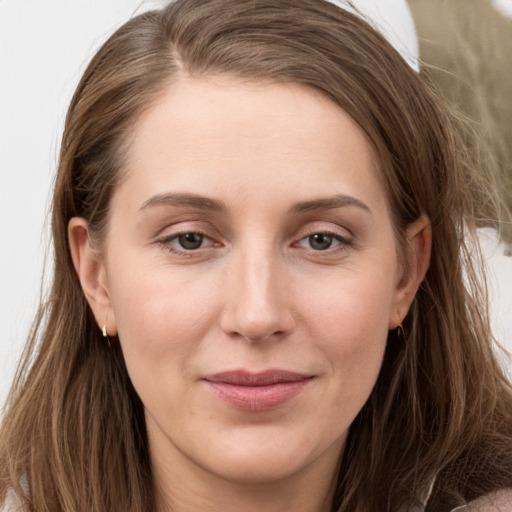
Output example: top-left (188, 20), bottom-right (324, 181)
top-left (154, 463), bottom-right (338, 512)
top-left (150, 433), bottom-right (341, 512)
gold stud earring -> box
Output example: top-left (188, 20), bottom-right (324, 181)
top-left (101, 324), bottom-right (112, 349)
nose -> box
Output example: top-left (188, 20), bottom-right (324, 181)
top-left (220, 246), bottom-right (296, 343)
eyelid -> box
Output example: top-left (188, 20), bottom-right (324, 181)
top-left (292, 224), bottom-right (356, 252)
top-left (155, 223), bottom-right (223, 256)
top-left (153, 221), bottom-right (355, 256)
top-left (296, 223), bottom-right (354, 241)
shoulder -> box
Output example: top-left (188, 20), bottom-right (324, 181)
top-left (451, 489), bottom-right (512, 511)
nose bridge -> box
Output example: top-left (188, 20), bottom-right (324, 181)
top-left (221, 239), bottom-right (294, 342)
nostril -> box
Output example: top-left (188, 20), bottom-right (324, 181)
top-left (239, 330), bottom-right (287, 344)
top-left (219, 258), bottom-right (296, 342)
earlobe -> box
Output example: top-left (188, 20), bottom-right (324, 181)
top-left (68, 217), bottom-right (117, 336)
top-left (390, 214), bottom-right (432, 329)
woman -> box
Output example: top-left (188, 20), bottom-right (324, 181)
top-left (1, 0), bottom-right (512, 510)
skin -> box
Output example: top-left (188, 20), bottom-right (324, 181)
top-left (69, 77), bottom-right (431, 512)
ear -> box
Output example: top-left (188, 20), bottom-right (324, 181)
top-left (389, 214), bottom-right (432, 329)
top-left (68, 217), bottom-right (117, 336)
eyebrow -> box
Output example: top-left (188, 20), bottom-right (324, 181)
top-left (139, 192), bottom-right (226, 213)
top-left (290, 194), bottom-right (372, 215)
top-left (138, 192), bottom-right (371, 215)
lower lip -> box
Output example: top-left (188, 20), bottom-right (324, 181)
top-left (205, 380), bottom-right (311, 412)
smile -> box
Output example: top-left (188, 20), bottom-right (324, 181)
top-left (203, 370), bottom-right (313, 412)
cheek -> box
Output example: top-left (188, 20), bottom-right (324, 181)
top-left (108, 259), bottom-right (221, 367)
top-left (299, 270), bottom-right (394, 404)
top-left (302, 269), bottom-right (394, 344)
top-left (107, 263), bottom-right (226, 420)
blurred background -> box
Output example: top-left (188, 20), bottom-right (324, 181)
top-left (410, 0), bottom-right (512, 244)
top-left (409, 0), bottom-right (512, 374)
top-left (1, 0), bottom-right (511, 410)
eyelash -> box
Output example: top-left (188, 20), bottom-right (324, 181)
top-left (157, 227), bottom-right (354, 256)
top-left (298, 230), bottom-right (354, 250)
top-left (157, 230), bottom-right (217, 256)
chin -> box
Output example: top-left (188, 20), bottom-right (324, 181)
top-left (191, 425), bottom-right (345, 485)
top-left (203, 453), bottom-right (313, 484)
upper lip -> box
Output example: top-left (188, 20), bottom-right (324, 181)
top-left (203, 370), bottom-right (313, 386)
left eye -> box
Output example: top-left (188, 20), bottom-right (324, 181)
top-left (298, 233), bottom-right (342, 251)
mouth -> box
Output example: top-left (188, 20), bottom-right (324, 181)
top-left (203, 370), bottom-right (313, 412)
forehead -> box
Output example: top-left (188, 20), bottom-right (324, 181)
top-left (117, 76), bottom-right (388, 216)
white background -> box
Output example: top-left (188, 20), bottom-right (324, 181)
top-left (1, 0), bottom-right (511, 410)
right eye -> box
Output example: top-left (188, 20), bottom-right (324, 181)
top-left (175, 232), bottom-right (206, 250)
top-left (158, 231), bottom-right (216, 254)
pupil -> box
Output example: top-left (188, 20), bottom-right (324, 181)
top-left (179, 233), bottom-right (203, 250)
top-left (310, 233), bottom-right (332, 250)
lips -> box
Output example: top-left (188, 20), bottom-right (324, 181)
top-left (203, 370), bottom-right (313, 412)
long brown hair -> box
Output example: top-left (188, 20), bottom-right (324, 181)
top-left (1, 1), bottom-right (511, 511)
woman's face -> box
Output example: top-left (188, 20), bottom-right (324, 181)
top-left (72, 77), bottom-right (428, 489)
